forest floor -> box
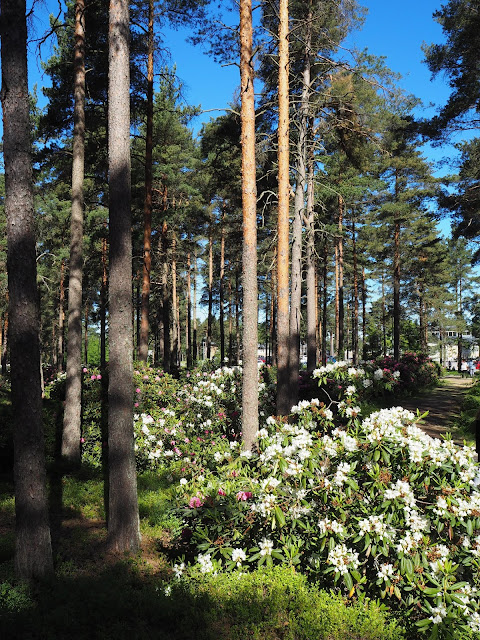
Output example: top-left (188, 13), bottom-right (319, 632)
top-left (392, 375), bottom-right (474, 442)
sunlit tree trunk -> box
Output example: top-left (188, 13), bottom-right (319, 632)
top-left (305, 117), bottom-right (316, 373)
top-left (107, 0), bottom-right (140, 553)
top-left (337, 195), bottom-right (344, 359)
top-left (186, 249), bottom-right (192, 368)
top-left (220, 205), bottom-right (226, 365)
top-left (57, 258), bottom-right (65, 372)
top-left (239, 0), bottom-right (258, 448)
top-left (138, 0), bottom-right (154, 362)
top-left (62, 0), bottom-right (86, 465)
top-left (193, 250), bottom-right (198, 363)
top-left (393, 169), bottom-right (400, 361)
top-left (276, 0), bottom-right (290, 415)
top-left (161, 221), bottom-right (170, 372)
top-left (1, 0), bottom-right (53, 579)
top-left (207, 211), bottom-right (213, 360)
top-left (171, 233), bottom-right (179, 369)
top-left (352, 217), bottom-right (359, 365)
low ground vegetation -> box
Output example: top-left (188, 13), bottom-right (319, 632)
top-left (2, 355), bottom-right (478, 639)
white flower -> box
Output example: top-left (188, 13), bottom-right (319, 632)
top-left (377, 563), bottom-right (395, 581)
top-left (429, 604), bottom-right (447, 624)
top-left (257, 428), bottom-right (269, 439)
top-left (259, 538), bottom-right (274, 556)
top-left (346, 385), bottom-right (356, 396)
top-left (173, 562), bottom-right (185, 578)
top-left (374, 368), bottom-right (384, 380)
top-left (231, 548), bottom-right (247, 565)
top-left (164, 585), bottom-right (172, 596)
top-left (363, 378), bottom-right (373, 388)
top-left (179, 478), bottom-right (188, 486)
top-left (197, 553), bottom-right (214, 573)
top-left (327, 544), bottom-right (359, 575)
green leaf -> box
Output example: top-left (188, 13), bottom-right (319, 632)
top-left (274, 506), bottom-right (286, 528)
top-left (344, 571), bottom-right (353, 592)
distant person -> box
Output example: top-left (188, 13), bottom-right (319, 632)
top-left (448, 360), bottom-right (452, 370)
top-left (469, 360), bottom-right (476, 378)
top-left (461, 360), bottom-right (468, 377)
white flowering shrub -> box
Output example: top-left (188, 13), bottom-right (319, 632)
top-left (173, 394), bottom-right (480, 638)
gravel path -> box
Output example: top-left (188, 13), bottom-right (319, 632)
top-left (394, 376), bottom-right (473, 441)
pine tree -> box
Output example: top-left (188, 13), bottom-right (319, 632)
top-left (1, 0), bottom-right (53, 580)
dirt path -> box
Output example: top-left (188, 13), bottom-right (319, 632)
top-left (393, 376), bottom-right (473, 440)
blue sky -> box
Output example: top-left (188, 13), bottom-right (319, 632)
top-left (29, 0), bottom-right (450, 133)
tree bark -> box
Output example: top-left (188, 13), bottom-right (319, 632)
top-left (393, 169), bottom-right (401, 361)
top-left (337, 195), bottom-right (344, 359)
top-left (220, 205), bottom-right (226, 365)
top-left (57, 258), bottom-right (65, 373)
top-left (1, 0), bottom-right (53, 579)
top-left (138, 0), bottom-right (154, 362)
top-left (239, 0), bottom-right (259, 448)
top-left (305, 117), bottom-right (316, 373)
top-left (352, 217), bottom-right (359, 365)
top-left (207, 211), bottom-right (213, 360)
top-left (276, 0), bottom-right (290, 415)
top-left (107, 0), bottom-right (140, 553)
top-left (62, 0), bottom-right (86, 465)
top-left (186, 249), bottom-right (192, 368)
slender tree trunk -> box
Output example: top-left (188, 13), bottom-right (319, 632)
top-left (393, 169), bottom-right (401, 361)
top-left (138, 0), bottom-right (154, 362)
top-left (62, 0), bottom-right (86, 465)
top-left (276, 0), bottom-right (290, 415)
top-left (107, 0), bottom-right (140, 553)
top-left (239, 0), bottom-right (259, 448)
top-left (337, 195), bottom-right (344, 359)
top-left (161, 221), bottom-right (170, 372)
top-left (187, 249), bottom-right (192, 368)
top-left (362, 267), bottom-right (367, 361)
top-left (235, 269), bottom-right (241, 364)
top-left (382, 271), bottom-right (387, 357)
top-left (100, 231), bottom-right (108, 370)
top-left (207, 212), bottom-right (213, 360)
top-left (171, 233), bottom-right (178, 370)
top-left (1, 308), bottom-right (8, 376)
top-left (228, 278), bottom-right (234, 364)
top-left (331, 238), bottom-right (340, 355)
top-left (57, 258), bottom-right (65, 373)
top-left (1, 0), bottom-right (53, 579)
top-left (322, 240), bottom-right (328, 365)
top-left (352, 218), bottom-right (359, 365)
top-left (270, 258), bottom-right (277, 367)
top-left (84, 301), bottom-right (89, 366)
top-left (305, 116), bottom-right (316, 373)
top-left (193, 250), bottom-right (198, 363)
top-left (220, 205), bottom-right (226, 365)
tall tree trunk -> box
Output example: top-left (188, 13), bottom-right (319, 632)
top-left (207, 212), bottom-right (213, 360)
top-left (162, 221), bottom-right (170, 372)
top-left (138, 0), bottom-right (154, 362)
top-left (334, 242), bottom-right (339, 356)
top-left (228, 277), bottom-right (234, 364)
top-left (193, 250), bottom-right (198, 363)
top-left (382, 271), bottom-right (387, 357)
top-left (322, 239), bottom-right (328, 366)
top-left (270, 265), bottom-right (277, 367)
top-left (220, 205), bottom-right (226, 365)
top-left (84, 301), bottom-right (89, 366)
top-left (362, 267), bottom-right (367, 361)
top-left (62, 0), bottom-right (86, 465)
top-left (100, 231), bottom-right (108, 370)
top-left (393, 169), bottom-right (401, 361)
top-left (337, 195), bottom-right (344, 359)
top-left (276, 0), bottom-right (290, 415)
top-left (235, 268), bottom-right (241, 365)
top-left (352, 218), bottom-right (359, 365)
top-left (1, 307), bottom-right (8, 376)
top-left (289, 2), bottom-right (311, 396)
top-left (1, 0), bottom-right (53, 579)
top-left (57, 258), bottom-right (65, 373)
top-left (171, 233), bottom-right (178, 370)
top-left (305, 116), bottom-right (316, 373)
top-left (186, 249), bottom-right (192, 368)
top-left (107, 0), bottom-right (140, 553)
top-left (239, 0), bottom-right (258, 448)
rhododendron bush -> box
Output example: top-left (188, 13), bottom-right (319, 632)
top-left (43, 358), bottom-right (476, 637)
